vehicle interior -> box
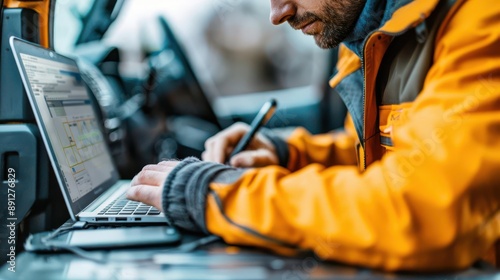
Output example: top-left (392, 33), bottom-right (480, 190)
top-left (50, 0), bottom-right (346, 177)
top-left (0, 0), bottom-right (345, 253)
top-left (2, 0), bottom-right (497, 278)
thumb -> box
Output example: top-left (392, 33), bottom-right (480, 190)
top-left (230, 149), bottom-right (278, 168)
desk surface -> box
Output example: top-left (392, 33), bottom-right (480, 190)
top-left (1, 227), bottom-right (499, 280)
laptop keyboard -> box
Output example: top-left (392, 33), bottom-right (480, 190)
top-left (98, 195), bottom-right (161, 216)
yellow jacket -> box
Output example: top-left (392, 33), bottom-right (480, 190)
top-left (189, 0), bottom-right (500, 271)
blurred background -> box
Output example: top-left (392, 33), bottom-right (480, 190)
top-left (51, 0), bottom-right (343, 178)
top-left (54, 0), bottom-right (328, 98)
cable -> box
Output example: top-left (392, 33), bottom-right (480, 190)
top-left (37, 222), bottom-right (108, 263)
top-left (51, 245), bottom-right (108, 263)
top-left (166, 235), bottom-right (221, 253)
top-left (40, 223), bottom-right (221, 263)
top-left (40, 224), bottom-right (81, 245)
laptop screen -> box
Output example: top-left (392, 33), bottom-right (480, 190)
top-left (11, 38), bottom-right (120, 217)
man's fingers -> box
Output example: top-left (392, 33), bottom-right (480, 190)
top-left (157, 161), bottom-right (180, 167)
top-left (128, 161), bottom-right (179, 212)
top-left (212, 137), bottom-right (230, 163)
top-left (141, 163), bottom-right (173, 172)
top-left (126, 185), bottom-right (162, 212)
top-left (230, 149), bottom-right (278, 168)
top-left (131, 170), bottom-right (169, 187)
top-left (203, 137), bottom-right (221, 162)
top-left (204, 123), bottom-right (250, 163)
top-left (204, 137), bottom-right (226, 162)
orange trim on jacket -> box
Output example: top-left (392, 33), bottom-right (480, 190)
top-left (3, 0), bottom-right (52, 47)
top-left (205, 0), bottom-right (500, 271)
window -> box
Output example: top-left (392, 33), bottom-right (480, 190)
top-left (54, 0), bottom-right (329, 97)
top-left (54, 0), bottom-right (96, 54)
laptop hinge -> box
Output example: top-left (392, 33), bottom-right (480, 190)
top-left (80, 183), bottom-right (123, 214)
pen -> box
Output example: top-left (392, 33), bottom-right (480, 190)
top-left (228, 99), bottom-right (278, 161)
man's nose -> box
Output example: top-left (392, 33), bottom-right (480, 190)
top-left (270, 0), bottom-right (296, 25)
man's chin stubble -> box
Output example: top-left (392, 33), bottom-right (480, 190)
top-left (314, 34), bottom-right (338, 49)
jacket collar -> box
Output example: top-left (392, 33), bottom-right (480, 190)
top-left (344, 0), bottom-right (415, 58)
top-left (330, 0), bottom-right (441, 89)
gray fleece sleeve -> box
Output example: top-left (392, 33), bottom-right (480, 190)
top-left (161, 157), bottom-right (245, 233)
top-left (162, 130), bottom-right (289, 233)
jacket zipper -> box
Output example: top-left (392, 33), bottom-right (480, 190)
top-left (360, 25), bottom-right (426, 170)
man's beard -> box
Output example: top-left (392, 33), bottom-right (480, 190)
top-left (288, 1), bottom-right (365, 49)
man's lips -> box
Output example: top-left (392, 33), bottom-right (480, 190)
top-left (294, 20), bottom-right (319, 34)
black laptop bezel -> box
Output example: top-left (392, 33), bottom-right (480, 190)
top-left (10, 37), bottom-right (121, 219)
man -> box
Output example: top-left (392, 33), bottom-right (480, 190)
top-left (127, 0), bottom-right (500, 271)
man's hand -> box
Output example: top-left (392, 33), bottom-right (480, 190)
top-left (126, 161), bottom-right (180, 212)
top-left (202, 122), bottom-right (279, 168)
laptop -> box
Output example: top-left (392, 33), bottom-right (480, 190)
top-left (10, 37), bottom-right (166, 224)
